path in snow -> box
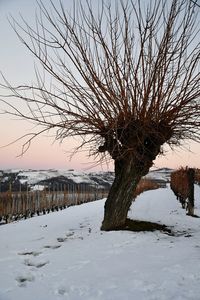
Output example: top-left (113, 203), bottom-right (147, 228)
top-left (0, 185), bottom-right (200, 300)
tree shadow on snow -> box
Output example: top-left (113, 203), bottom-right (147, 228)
top-left (116, 218), bottom-right (173, 235)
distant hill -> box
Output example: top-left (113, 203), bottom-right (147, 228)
top-left (145, 168), bottom-right (174, 184)
top-left (0, 168), bottom-right (173, 192)
top-left (0, 169), bottom-right (115, 192)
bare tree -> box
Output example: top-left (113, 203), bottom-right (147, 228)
top-left (1, 0), bottom-right (200, 230)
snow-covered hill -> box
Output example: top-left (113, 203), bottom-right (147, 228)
top-left (145, 167), bottom-right (173, 183)
top-left (0, 168), bottom-right (173, 192)
top-left (0, 185), bottom-right (200, 300)
top-left (0, 169), bottom-right (115, 192)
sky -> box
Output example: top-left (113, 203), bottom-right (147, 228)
top-left (0, 0), bottom-right (200, 171)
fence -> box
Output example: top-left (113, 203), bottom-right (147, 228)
top-left (0, 184), bottom-right (109, 224)
top-left (170, 167), bottom-right (195, 216)
top-left (0, 176), bottom-right (166, 224)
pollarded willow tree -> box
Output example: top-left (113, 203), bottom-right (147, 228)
top-left (1, 0), bottom-right (200, 230)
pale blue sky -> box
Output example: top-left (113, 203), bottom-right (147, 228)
top-left (0, 0), bottom-right (200, 171)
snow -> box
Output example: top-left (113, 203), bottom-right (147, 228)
top-left (0, 185), bottom-right (200, 300)
top-left (1, 167), bottom-right (171, 187)
top-left (18, 169), bottom-right (98, 185)
top-left (145, 168), bottom-right (173, 183)
top-left (3, 169), bottom-right (115, 188)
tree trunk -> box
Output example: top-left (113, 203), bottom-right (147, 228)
top-left (101, 156), bottom-right (151, 231)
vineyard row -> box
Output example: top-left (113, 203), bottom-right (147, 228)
top-left (0, 178), bottom-right (161, 224)
top-left (170, 167), bottom-right (195, 216)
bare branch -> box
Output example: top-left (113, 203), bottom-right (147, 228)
top-left (1, 0), bottom-right (200, 163)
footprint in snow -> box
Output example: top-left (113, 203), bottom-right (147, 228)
top-left (24, 258), bottom-right (49, 268)
top-left (43, 244), bottom-right (61, 249)
top-left (16, 273), bottom-right (35, 287)
top-left (57, 232), bottom-right (76, 242)
top-left (56, 287), bottom-right (68, 296)
top-left (79, 222), bottom-right (90, 229)
top-left (56, 231), bottom-right (84, 243)
top-left (18, 251), bottom-right (42, 257)
top-left (57, 237), bottom-right (68, 242)
top-left (66, 232), bottom-right (75, 238)
top-left (55, 284), bottom-right (90, 297)
top-left (79, 224), bottom-right (85, 228)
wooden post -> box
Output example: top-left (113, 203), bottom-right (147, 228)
top-left (187, 168), bottom-right (195, 216)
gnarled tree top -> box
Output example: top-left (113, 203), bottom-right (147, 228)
top-left (1, 0), bottom-right (200, 162)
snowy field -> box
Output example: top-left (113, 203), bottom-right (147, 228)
top-left (0, 185), bottom-right (200, 300)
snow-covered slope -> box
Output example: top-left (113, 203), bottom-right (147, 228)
top-left (0, 169), bottom-right (115, 192)
top-left (145, 167), bottom-right (173, 183)
top-left (0, 168), bottom-right (172, 192)
top-left (0, 185), bottom-right (200, 300)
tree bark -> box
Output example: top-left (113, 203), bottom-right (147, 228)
top-left (101, 156), bottom-right (151, 231)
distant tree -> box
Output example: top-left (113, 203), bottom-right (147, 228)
top-left (1, 0), bottom-right (200, 230)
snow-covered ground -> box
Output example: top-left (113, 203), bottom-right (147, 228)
top-left (0, 185), bottom-right (200, 300)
